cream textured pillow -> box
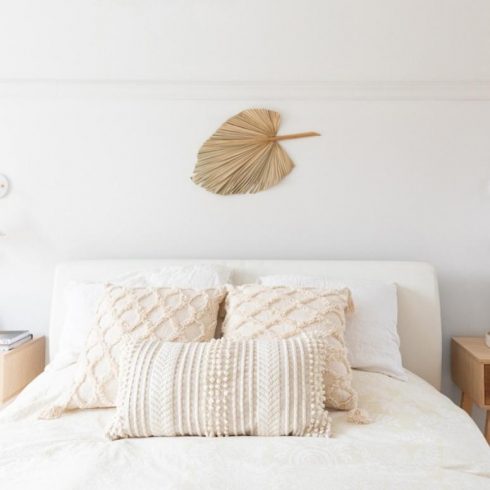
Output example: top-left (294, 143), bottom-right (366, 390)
top-left (55, 264), bottom-right (231, 365)
top-left (259, 275), bottom-right (405, 380)
top-left (222, 285), bottom-right (358, 411)
top-left (43, 285), bottom-right (226, 418)
top-left (107, 334), bottom-right (332, 439)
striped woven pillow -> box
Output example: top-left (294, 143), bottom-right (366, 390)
top-left (107, 333), bottom-right (331, 439)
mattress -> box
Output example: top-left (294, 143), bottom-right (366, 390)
top-left (0, 364), bottom-right (489, 490)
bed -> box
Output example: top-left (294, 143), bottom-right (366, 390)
top-left (1, 260), bottom-right (489, 489)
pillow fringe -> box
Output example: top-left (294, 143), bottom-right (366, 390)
top-left (347, 407), bottom-right (372, 424)
top-left (38, 403), bottom-right (66, 420)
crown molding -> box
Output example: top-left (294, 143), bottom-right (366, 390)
top-left (0, 80), bottom-right (489, 100)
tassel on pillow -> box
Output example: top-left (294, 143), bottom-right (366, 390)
top-left (347, 407), bottom-right (372, 424)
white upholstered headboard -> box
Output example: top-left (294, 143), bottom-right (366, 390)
top-left (48, 260), bottom-right (442, 389)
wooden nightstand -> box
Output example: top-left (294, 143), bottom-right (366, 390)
top-left (0, 337), bottom-right (45, 405)
top-left (451, 336), bottom-right (490, 442)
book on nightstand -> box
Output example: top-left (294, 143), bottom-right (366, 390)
top-left (0, 335), bottom-right (33, 352)
top-left (0, 331), bottom-right (33, 351)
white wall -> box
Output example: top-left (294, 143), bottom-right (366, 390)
top-left (0, 1), bottom-right (489, 427)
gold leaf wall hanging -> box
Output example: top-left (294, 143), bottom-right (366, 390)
top-left (191, 108), bottom-right (320, 195)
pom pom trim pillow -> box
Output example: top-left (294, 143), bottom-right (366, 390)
top-left (222, 285), bottom-right (359, 412)
top-left (42, 285), bottom-right (226, 418)
top-left (107, 333), bottom-right (331, 439)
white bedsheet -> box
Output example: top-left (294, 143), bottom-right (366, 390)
top-left (1, 364), bottom-right (489, 490)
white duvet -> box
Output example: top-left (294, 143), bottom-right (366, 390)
top-left (1, 364), bottom-right (489, 490)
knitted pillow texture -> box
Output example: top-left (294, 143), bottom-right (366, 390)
top-left (222, 285), bottom-right (360, 413)
top-left (259, 275), bottom-right (405, 380)
top-left (107, 333), bottom-right (332, 439)
top-left (43, 285), bottom-right (226, 418)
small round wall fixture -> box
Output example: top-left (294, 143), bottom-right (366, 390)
top-left (0, 174), bottom-right (9, 198)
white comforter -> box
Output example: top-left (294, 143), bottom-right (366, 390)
top-left (1, 364), bottom-right (489, 490)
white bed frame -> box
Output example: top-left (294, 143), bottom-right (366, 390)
top-left (48, 259), bottom-right (442, 390)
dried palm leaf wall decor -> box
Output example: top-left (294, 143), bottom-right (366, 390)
top-left (191, 108), bottom-right (320, 195)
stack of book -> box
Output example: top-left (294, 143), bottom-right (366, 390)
top-left (0, 331), bottom-right (33, 352)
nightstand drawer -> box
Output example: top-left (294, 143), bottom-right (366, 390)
top-left (0, 337), bottom-right (45, 403)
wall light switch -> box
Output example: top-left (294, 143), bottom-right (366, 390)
top-left (0, 174), bottom-right (9, 198)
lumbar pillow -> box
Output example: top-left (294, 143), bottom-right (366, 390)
top-left (107, 333), bottom-right (332, 439)
top-left (259, 275), bottom-right (405, 380)
top-left (221, 285), bottom-right (360, 412)
top-left (42, 285), bottom-right (226, 418)
top-left (54, 264), bottom-right (231, 364)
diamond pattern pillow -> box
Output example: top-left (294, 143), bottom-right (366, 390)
top-left (222, 285), bottom-right (358, 411)
top-left (43, 285), bottom-right (226, 417)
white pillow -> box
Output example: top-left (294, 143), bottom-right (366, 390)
top-left (114, 264), bottom-right (231, 289)
top-left (56, 265), bottom-right (231, 363)
top-left (57, 282), bottom-right (106, 358)
top-left (258, 275), bottom-right (406, 380)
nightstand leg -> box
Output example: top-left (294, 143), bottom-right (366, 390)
top-left (485, 412), bottom-right (490, 444)
top-left (460, 392), bottom-right (473, 415)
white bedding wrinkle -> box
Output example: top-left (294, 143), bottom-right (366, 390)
top-left (1, 366), bottom-right (489, 490)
